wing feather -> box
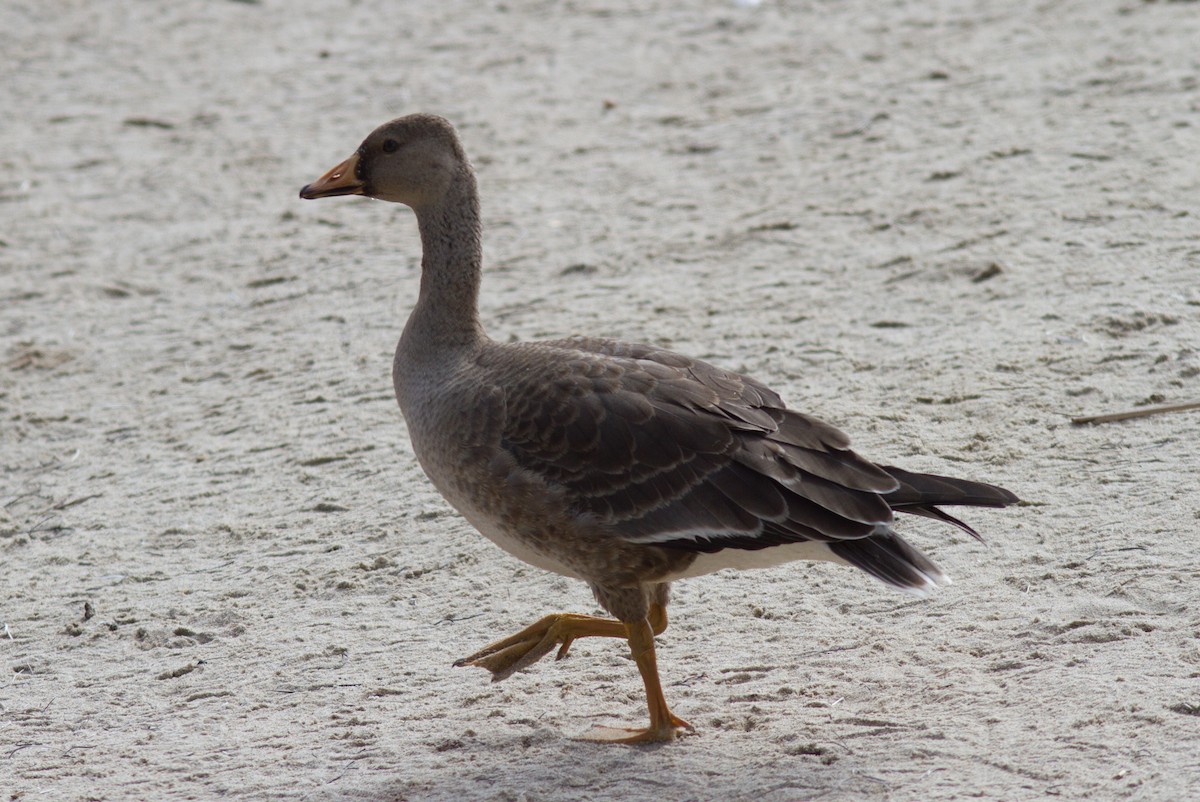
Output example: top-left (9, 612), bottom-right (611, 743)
top-left (482, 337), bottom-right (1016, 592)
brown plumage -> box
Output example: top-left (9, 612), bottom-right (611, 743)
top-left (300, 114), bottom-right (1019, 743)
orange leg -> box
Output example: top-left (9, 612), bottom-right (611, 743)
top-left (455, 603), bottom-right (689, 743)
top-left (454, 603), bottom-right (671, 680)
top-left (576, 615), bottom-right (691, 744)
top-left (453, 612), bottom-right (626, 681)
top-left (557, 602), bottom-right (669, 660)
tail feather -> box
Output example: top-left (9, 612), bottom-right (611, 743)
top-left (827, 466), bottom-right (1019, 593)
top-left (827, 531), bottom-right (949, 595)
top-left (881, 465), bottom-right (1019, 510)
top-left (898, 504), bottom-right (985, 542)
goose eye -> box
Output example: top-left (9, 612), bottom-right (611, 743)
top-left (382, 138), bottom-right (400, 154)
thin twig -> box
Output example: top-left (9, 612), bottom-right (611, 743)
top-left (52, 493), bottom-right (103, 511)
top-left (1072, 400), bottom-right (1200, 425)
top-left (5, 742), bottom-right (39, 759)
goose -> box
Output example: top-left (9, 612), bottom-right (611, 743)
top-left (299, 114), bottom-right (1018, 743)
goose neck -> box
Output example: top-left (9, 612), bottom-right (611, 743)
top-left (408, 174), bottom-right (485, 348)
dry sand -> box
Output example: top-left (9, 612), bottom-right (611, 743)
top-left (4, 1), bottom-right (1200, 800)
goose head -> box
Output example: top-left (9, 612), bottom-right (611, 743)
top-left (299, 114), bottom-right (469, 210)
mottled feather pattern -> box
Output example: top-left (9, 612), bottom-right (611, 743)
top-left (467, 335), bottom-right (1016, 591)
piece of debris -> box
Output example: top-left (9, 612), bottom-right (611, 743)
top-left (1072, 400), bottom-right (1200, 425)
top-left (973, 262), bottom-right (1004, 283)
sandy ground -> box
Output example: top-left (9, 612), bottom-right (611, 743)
top-left (4, 1), bottom-right (1200, 800)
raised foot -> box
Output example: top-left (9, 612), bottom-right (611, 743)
top-left (453, 612), bottom-right (626, 682)
top-left (575, 714), bottom-right (693, 745)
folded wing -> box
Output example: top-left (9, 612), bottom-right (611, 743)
top-left (491, 337), bottom-right (1017, 593)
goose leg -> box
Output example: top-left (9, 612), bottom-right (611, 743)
top-left (551, 601), bottom-right (670, 661)
top-left (576, 615), bottom-right (691, 744)
top-left (454, 604), bottom-right (670, 681)
top-left (455, 613), bottom-right (625, 681)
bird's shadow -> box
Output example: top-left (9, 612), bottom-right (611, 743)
top-left (304, 726), bottom-right (862, 802)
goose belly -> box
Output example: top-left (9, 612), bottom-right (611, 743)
top-left (452, 501), bottom-right (587, 580)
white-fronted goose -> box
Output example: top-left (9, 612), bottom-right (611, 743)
top-left (300, 114), bottom-right (1018, 743)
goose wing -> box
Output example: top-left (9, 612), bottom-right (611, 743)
top-left (486, 337), bottom-right (903, 550)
